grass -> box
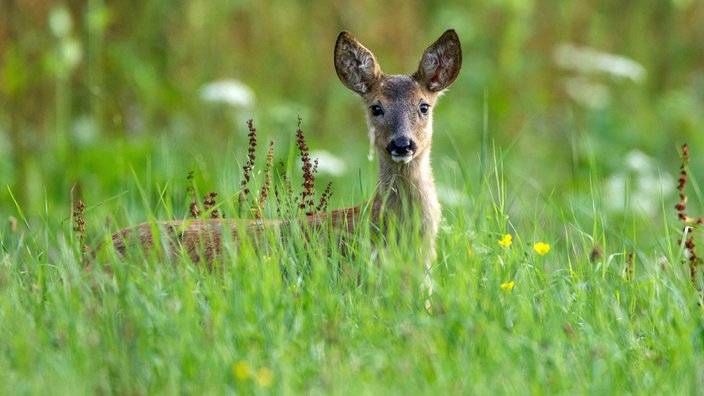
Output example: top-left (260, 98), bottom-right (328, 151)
top-left (2, 133), bottom-right (704, 395)
top-left (3, 1), bottom-right (704, 394)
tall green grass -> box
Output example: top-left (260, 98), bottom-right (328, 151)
top-left (2, 140), bottom-right (703, 394)
top-left (2, 1), bottom-right (704, 394)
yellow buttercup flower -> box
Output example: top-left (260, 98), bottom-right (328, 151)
top-left (498, 234), bottom-right (513, 247)
top-left (255, 367), bottom-right (274, 388)
top-left (233, 361), bottom-right (252, 380)
top-left (500, 280), bottom-right (515, 291)
top-left (534, 242), bottom-right (550, 256)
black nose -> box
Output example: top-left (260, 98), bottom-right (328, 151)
top-left (386, 137), bottom-right (417, 156)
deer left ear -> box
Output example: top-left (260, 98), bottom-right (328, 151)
top-left (415, 29), bottom-right (462, 92)
top-left (335, 31), bottom-right (383, 95)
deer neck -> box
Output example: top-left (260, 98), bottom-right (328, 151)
top-left (373, 145), bottom-right (440, 241)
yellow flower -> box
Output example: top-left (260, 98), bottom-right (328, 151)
top-left (255, 367), bottom-right (274, 388)
top-left (534, 242), bottom-right (550, 256)
top-left (233, 361), bottom-right (252, 380)
top-left (498, 234), bottom-right (513, 247)
top-left (500, 280), bottom-right (515, 291)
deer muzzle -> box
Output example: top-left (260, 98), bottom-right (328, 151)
top-left (386, 136), bottom-right (417, 164)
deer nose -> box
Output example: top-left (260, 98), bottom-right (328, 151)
top-left (386, 137), bottom-right (417, 163)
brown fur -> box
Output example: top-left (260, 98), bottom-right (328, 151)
top-left (107, 207), bottom-right (360, 263)
top-left (335, 30), bottom-right (462, 265)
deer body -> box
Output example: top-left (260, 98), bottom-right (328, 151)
top-left (109, 207), bottom-right (360, 263)
top-left (105, 30), bottom-right (462, 270)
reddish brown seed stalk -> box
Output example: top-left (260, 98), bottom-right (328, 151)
top-left (188, 171), bottom-right (201, 218)
top-left (242, 119), bottom-right (258, 196)
top-left (72, 199), bottom-right (88, 255)
top-left (675, 144), bottom-right (703, 281)
top-left (258, 140), bottom-right (275, 216)
top-left (316, 181), bottom-right (333, 213)
top-left (203, 192), bottom-right (220, 219)
top-left (296, 116), bottom-right (316, 216)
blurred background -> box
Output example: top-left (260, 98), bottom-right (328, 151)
top-left (1, 0), bottom-right (703, 239)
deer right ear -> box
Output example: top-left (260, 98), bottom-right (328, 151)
top-left (415, 29), bottom-right (462, 92)
top-left (334, 31), bottom-right (382, 95)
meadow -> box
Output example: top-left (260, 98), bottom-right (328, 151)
top-left (2, 1), bottom-right (704, 394)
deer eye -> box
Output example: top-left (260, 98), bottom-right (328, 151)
top-left (370, 105), bottom-right (384, 117)
top-left (419, 103), bottom-right (430, 114)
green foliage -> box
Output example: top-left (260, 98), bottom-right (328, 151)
top-left (2, 1), bottom-right (704, 394)
top-left (3, 153), bottom-right (704, 393)
top-left (2, 0), bottom-right (704, 223)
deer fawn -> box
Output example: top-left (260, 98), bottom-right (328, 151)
top-left (105, 30), bottom-right (462, 278)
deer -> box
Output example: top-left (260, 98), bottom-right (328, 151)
top-left (101, 30), bottom-right (462, 286)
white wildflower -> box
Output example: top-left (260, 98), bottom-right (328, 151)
top-left (200, 79), bottom-right (255, 108)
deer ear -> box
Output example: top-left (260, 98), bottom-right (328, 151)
top-left (415, 29), bottom-right (462, 92)
top-left (334, 31), bottom-right (382, 95)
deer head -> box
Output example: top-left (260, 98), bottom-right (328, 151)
top-left (334, 30), bottom-right (462, 168)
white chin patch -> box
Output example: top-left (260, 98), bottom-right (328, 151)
top-left (391, 154), bottom-right (413, 164)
